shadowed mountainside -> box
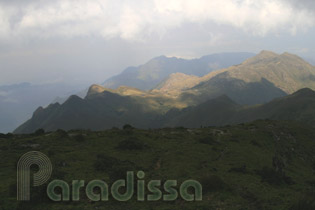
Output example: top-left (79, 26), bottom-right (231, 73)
top-left (14, 88), bottom-right (315, 133)
top-left (166, 88), bottom-right (315, 127)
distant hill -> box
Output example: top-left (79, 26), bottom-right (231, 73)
top-left (166, 88), bottom-right (315, 128)
top-left (103, 52), bottom-right (255, 90)
top-left (154, 50), bottom-right (315, 105)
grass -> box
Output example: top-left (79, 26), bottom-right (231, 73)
top-left (1, 120), bottom-right (315, 209)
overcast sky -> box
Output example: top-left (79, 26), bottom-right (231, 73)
top-left (0, 0), bottom-right (315, 86)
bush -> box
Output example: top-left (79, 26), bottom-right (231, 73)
top-left (256, 166), bottom-right (294, 185)
top-left (199, 136), bottom-right (216, 145)
top-left (94, 154), bottom-right (136, 180)
top-left (250, 140), bottom-right (261, 147)
top-left (228, 165), bottom-right (247, 174)
top-left (8, 182), bottom-right (16, 197)
top-left (200, 175), bottom-right (227, 193)
top-left (34, 128), bottom-right (45, 135)
top-left (123, 124), bottom-right (134, 130)
top-left (5, 133), bottom-right (14, 138)
top-left (73, 134), bottom-right (85, 142)
top-left (290, 193), bottom-right (315, 210)
top-left (175, 126), bottom-right (186, 130)
top-left (94, 154), bottom-right (120, 171)
top-left (55, 129), bottom-right (68, 138)
top-left (116, 138), bottom-right (147, 150)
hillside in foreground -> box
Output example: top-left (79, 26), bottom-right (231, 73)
top-left (2, 120), bottom-right (315, 210)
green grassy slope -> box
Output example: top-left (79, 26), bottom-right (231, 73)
top-left (2, 120), bottom-right (315, 209)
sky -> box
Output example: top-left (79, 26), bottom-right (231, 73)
top-left (0, 0), bottom-right (315, 86)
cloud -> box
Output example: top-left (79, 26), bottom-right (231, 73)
top-left (284, 0), bottom-right (315, 11)
top-left (0, 90), bottom-right (9, 97)
top-left (0, 0), bottom-right (314, 41)
top-left (0, 6), bottom-right (12, 39)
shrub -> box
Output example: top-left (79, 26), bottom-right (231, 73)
top-left (250, 140), bottom-right (261, 147)
top-left (228, 165), bottom-right (247, 174)
top-left (73, 134), bottom-right (85, 142)
top-left (55, 129), bottom-right (68, 138)
top-left (5, 133), bottom-right (14, 138)
top-left (94, 154), bottom-right (120, 171)
top-left (290, 193), bottom-right (315, 210)
top-left (175, 126), bottom-right (186, 130)
top-left (199, 136), bottom-right (216, 145)
top-left (34, 128), bottom-right (45, 135)
top-left (0, 146), bottom-right (8, 150)
top-left (116, 138), bottom-right (146, 150)
top-left (200, 175), bottom-right (227, 193)
top-left (255, 166), bottom-right (294, 185)
top-left (123, 124), bottom-right (134, 130)
top-left (94, 154), bottom-right (136, 180)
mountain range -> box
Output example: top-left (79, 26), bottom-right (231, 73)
top-left (102, 52), bottom-right (255, 90)
top-left (14, 51), bottom-right (315, 133)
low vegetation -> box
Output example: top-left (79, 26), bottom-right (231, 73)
top-left (1, 120), bottom-right (315, 209)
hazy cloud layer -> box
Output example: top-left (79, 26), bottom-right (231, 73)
top-left (0, 0), bottom-right (314, 41)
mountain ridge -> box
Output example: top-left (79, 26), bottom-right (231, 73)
top-left (13, 51), bottom-right (315, 133)
top-left (14, 88), bottom-right (315, 133)
top-left (102, 52), bottom-right (256, 90)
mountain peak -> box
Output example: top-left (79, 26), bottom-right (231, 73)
top-left (151, 55), bottom-right (168, 61)
top-left (168, 72), bottom-right (192, 78)
top-left (66, 95), bottom-right (83, 102)
top-left (33, 106), bottom-right (44, 117)
top-left (257, 50), bottom-right (279, 57)
top-left (88, 84), bottom-right (106, 93)
top-left (242, 50), bottom-right (279, 65)
top-left (291, 88), bottom-right (315, 97)
top-left (86, 84), bottom-right (115, 97)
